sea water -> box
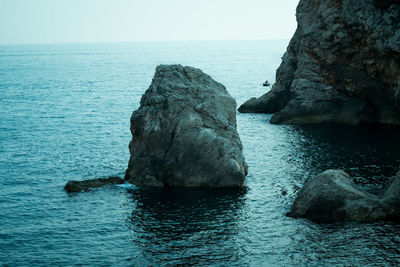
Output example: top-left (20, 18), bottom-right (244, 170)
top-left (1, 40), bottom-right (400, 266)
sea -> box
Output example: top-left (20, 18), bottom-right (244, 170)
top-left (1, 40), bottom-right (400, 266)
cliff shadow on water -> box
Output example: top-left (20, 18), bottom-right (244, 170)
top-left (125, 187), bottom-right (247, 265)
top-left (288, 123), bottom-right (400, 193)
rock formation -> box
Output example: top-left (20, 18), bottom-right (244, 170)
top-left (239, 0), bottom-right (400, 125)
top-left (382, 172), bottom-right (400, 219)
top-left (287, 170), bottom-right (400, 222)
top-left (64, 176), bottom-right (124, 192)
top-left (125, 64), bottom-right (248, 187)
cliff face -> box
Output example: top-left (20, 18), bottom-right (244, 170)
top-left (239, 0), bottom-right (400, 125)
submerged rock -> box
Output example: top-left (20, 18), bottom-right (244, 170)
top-left (288, 170), bottom-right (400, 223)
top-left (239, 0), bottom-right (400, 125)
top-left (64, 176), bottom-right (124, 192)
top-left (125, 64), bottom-right (248, 188)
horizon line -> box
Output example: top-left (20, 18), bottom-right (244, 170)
top-left (0, 38), bottom-right (291, 46)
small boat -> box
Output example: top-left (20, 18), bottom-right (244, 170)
top-left (263, 80), bottom-right (271, 87)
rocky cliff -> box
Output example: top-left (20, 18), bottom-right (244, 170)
top-left (239, 0), bottom-right (400, 125)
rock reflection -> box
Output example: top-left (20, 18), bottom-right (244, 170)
top-left (286, 124), bottom-right (400, 191)
top-left (126, 187), bottom-right (247, 265)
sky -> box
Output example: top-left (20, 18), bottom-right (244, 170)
top-left (0, 0), bottom-right (299, 44)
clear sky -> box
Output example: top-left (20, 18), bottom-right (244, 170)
top-left (0, 0), bottom-right (299, 44)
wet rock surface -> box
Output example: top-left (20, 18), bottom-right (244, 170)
top-left (125, 64), bottom-right (248, 188)
top-left (64, 176), bottom-right (124, 192)
top-left (382, 172), bottom-right (400, 219)
top-left (288, 170), bottom-right (400, 223)
top-left (240, 0), bottom-right (400, 125)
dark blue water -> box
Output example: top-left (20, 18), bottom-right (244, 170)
top-left (1, 41), bottom-right (400, 266)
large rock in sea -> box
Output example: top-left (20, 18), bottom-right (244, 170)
top-left (287, 170), bottom-right (385, 222)
top-left (288, 170), bottom-right (400, 223)
top-left (125, 64), bottom-right (248, 187)
top-left (239, 0), bottom-right (400, 125)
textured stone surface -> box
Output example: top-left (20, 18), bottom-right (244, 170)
top-left (64, 176), bottom-right (124, 192)
top-left (382, 172), bottom-right (400, 218)
top-left (239, 0), bottom-right (400, 125)
top-left (288, 170), bottom-right (400, 223)
top-left (125, 64), bottom-right (248, 188)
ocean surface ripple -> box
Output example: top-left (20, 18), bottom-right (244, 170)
top-left (1, 41), bottom-right (400, 266)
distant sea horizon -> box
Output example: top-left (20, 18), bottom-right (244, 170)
top-left (0, 38), bottom-right (291, 46)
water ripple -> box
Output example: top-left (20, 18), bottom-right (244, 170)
top-left (1, 41), bottom-right (400, 266)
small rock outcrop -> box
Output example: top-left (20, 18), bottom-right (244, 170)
top-left (64, 176), bottom-right (124, 192)
top-left (239, 0), bottom-right (400, 125)
top-left (382, 173), bottom-right (400, 219)
top-left (288, 170), bottom-right (400, 223)
top-left (125, 64), bottom-right (248, 188)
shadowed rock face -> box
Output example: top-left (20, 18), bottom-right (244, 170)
top-left (125, 64), bottom-right (248, 188)
top-left (239, 0), bottom-right (400, 125)
top-left (382, 172), bottom-right (400, 219)
top-left (288, 170), bottom-right (400, 223)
